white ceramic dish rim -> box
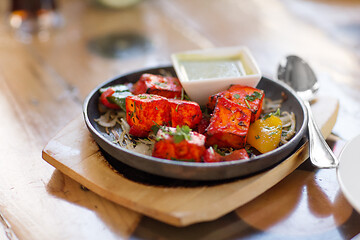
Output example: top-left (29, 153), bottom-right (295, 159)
top-left (171, 46), bottom-right (262, 83)
top-left (337, 134), bottom-right (360, 213)
top-left (171, 46), bottom-right (262, 106)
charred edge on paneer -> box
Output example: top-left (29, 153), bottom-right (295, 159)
top-left (205, 97), bottom-right (252, 149)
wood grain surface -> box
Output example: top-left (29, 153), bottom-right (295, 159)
top-left (0, 0), bottom-right (359, 239)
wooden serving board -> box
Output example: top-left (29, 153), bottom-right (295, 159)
top-left (42, 96), bottom-right (339, 227)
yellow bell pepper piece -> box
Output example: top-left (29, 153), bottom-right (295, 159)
top-left (247, 115), bottom-right (282, 153)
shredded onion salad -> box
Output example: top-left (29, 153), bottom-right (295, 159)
top-left (262, 97), bottom-right (296, 144)
top-left (95, 95), bottom-right (296, 157)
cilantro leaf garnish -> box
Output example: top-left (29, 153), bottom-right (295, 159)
top-left (173, 125), bottom-right (191, 143)
top-left (151, 123), bottom-right (161, 135)
top-left (153, 125), bottom-right (192, 143)
top-left (244, 99), bottom-right (251, 109)
top-left (263, 108), bottom-right (281, 120)
top-left (245, 91), bottom-right (262, 102)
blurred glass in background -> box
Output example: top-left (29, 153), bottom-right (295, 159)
top-left (87, 0), bottom-right (150, 59)
top-left (8, 0), bottom-right (62, 42)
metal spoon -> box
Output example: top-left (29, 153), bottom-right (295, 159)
top-left (277, 55), bottom-right (339, 168)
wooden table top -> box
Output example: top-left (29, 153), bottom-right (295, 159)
top-left (0, 0), bottom-right (359, 239)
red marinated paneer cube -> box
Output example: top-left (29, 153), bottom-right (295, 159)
top-left (152, 127), bottom-right (206, 162)
top-left (126, 94), bottom-right (170, 137)
top-left (207, 85), bottom-right (264, 122)
top-left (207, 91), bottom-right (226, 111)
top-left (205, 97), bottom-right (251, 149)
top-left (132, 74), bottom-right (182, 99)
top-left (168, 99), bottom-right (202, 129)
top-left (227, 85), bottom-right (264, 122)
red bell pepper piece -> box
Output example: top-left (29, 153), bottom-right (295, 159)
top-left (100, 88), bottom-right (121, 109)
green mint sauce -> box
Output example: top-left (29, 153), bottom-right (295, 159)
top-left (179, 59), bottom-right (246, 81)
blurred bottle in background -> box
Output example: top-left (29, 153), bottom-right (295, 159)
top-left (8, 0), bottom-right (62, 42)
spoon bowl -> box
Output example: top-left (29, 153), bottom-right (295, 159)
top-left (277, 55), bottom-right (338, 168)
top-left (278, 55), bottom-right (320, 101)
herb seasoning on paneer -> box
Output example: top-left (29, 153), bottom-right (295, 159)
top-left (96, 72), bottom-right (296, 163)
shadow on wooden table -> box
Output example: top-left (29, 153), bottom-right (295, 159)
top-left (46, 169), bottom-right (142, 238)
top-left (44, 164), bottom-right (360, 240)
top-left (131, 164), bottom-right (360, 240)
